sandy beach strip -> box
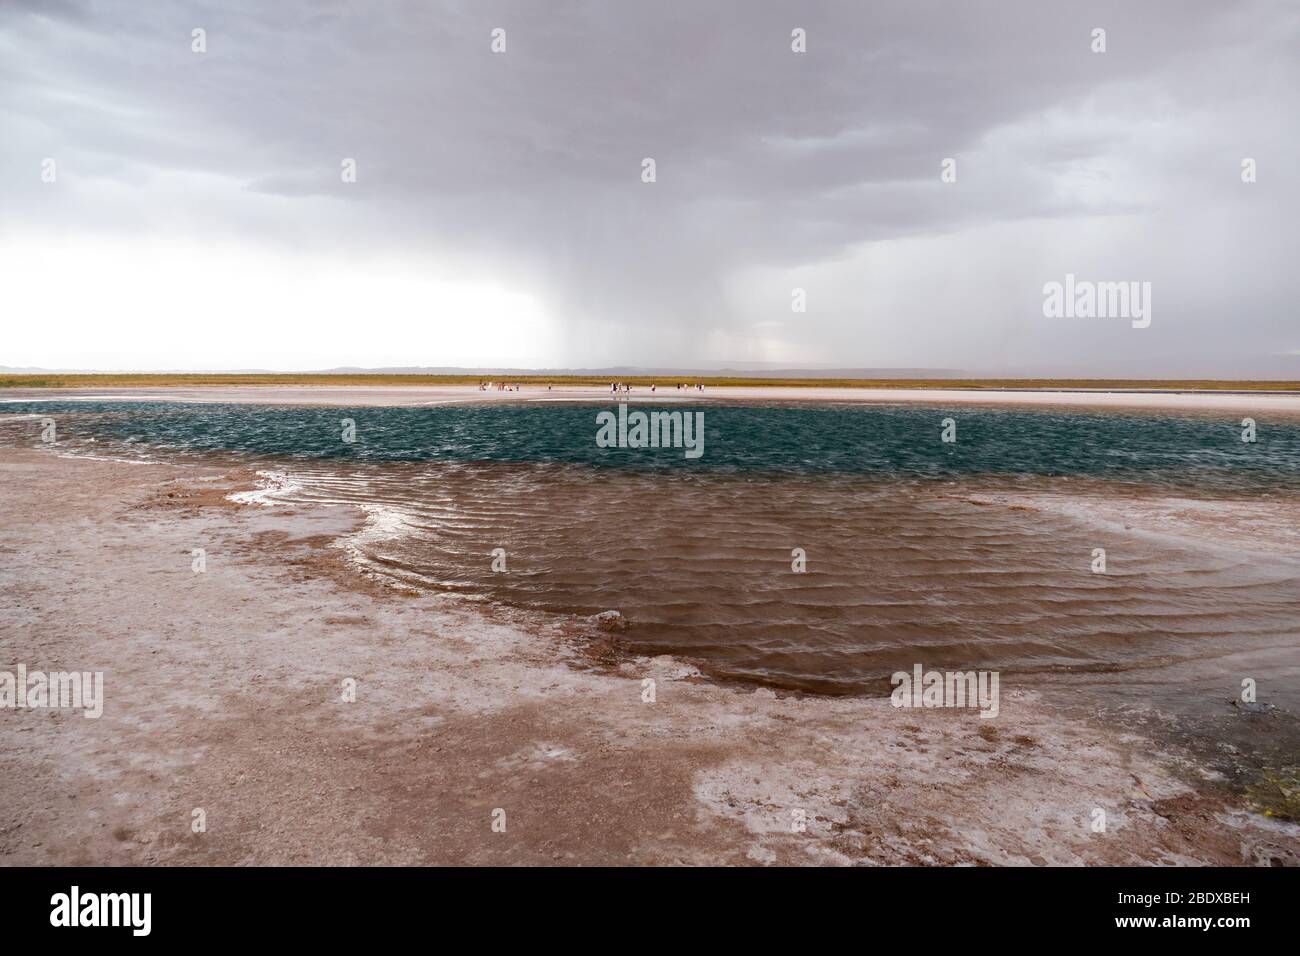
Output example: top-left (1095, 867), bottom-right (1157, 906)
top-left (4, 384), bottom-right (1300, 416)
top-left (2, 447), bottom-right (1297, 865)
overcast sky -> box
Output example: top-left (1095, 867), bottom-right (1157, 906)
top-left (1, 0), bottom-right (1296, 374)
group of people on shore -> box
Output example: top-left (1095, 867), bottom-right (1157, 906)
top-left (478, 381), bottom-right (707, 394)
top-left (608, 382), bottom-right (706, 394)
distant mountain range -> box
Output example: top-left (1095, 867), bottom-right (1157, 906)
top-left (3, 364), bottom-right (968, 378)
top-left (318, 365), bottom-right (971, 378)
top-left (5, 361), bottom-right (1296, 378)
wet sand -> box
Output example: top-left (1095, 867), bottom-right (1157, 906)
top-left (2, 447), bottom-right (1297, 865)
top-left (5, 384), bottom-right (1300, 416)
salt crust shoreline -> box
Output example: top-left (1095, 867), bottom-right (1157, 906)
top-left (1, 447), bottom-right (1297, 865)
top-left (4, 384), bottom-right (1300, 417)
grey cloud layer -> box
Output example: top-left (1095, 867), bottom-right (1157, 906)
top-left (2, 0), bottom-right (1296, 372)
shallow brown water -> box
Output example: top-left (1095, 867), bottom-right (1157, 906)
top-left (265, 460), bottom-right (1300, 695)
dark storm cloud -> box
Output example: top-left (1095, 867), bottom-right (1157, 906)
top-left (1, 0), bottom-right (1296, 371)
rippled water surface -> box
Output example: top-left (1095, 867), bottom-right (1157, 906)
top-left (5, 400), bottom-right (1298, 693)
top-left (4, 399), bottom-right (1300, 487)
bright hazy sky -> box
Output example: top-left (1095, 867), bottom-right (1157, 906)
top-left (1, 0), bottom-right (1297, 374)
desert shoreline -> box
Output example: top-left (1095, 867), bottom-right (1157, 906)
top-left (4, 383), bottom-right (1300, 417)
top-left (2, 446), bottom-right (1298, 865)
